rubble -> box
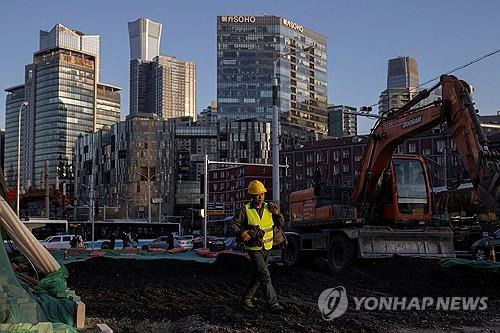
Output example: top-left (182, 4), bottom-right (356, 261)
top-left (68, 256), bottom-right (500, 332)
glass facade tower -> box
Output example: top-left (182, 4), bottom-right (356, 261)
top-left (128, 18), bottom-right (162, 62)
top-left (4, 24), bottom-right (120, 193)
top-left (217, 15), bottom-right (328, 135)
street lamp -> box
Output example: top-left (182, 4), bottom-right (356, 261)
top-left (135, 169), bottom-right (163, 223)
top-left (17, 101), bottom-right (28, 216)
top-left (272, 45), bottom-right (314, 205)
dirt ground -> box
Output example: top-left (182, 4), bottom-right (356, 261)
top-left (66, 254), bottom-right (500, 333)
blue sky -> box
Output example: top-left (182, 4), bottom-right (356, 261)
top-left (1, 0), bottom-right (499, 133)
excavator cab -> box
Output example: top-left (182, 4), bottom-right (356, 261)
top-left (388, 155), bottom-right (432, 223)
top-left (358, 155), bottom-right (455, 258)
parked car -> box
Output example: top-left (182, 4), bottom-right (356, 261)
top-left (174, 235), bottom-right (193, 249)
top-left (471, 229), bottom-right (500, 261)
top-left (40, 235), bottom-right (75, 249)
top-left (142, 236), bottom-right (169, 250)
top-left (193, 235), bottom-right (226, 252)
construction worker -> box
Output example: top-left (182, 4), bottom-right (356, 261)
top-left (231, 180), bottom-right (285, 313)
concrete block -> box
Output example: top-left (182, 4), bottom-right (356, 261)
top-left (33, 321), bottom-right (54, 333)
top-left (75, 300), bottom-right (86, 329)
top-left (97, 323), bottom-right (113, 333)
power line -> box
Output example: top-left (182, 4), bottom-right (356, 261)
top-left (364, 47), bottom-right (500, 109)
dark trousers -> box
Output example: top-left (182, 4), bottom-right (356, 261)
top-left (243, 249), bottom-right (277, 306)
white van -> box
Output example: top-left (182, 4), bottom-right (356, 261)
top-left (40, 235), bottom-right (75, 249)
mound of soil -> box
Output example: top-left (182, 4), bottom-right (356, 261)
top-left (67, 255), bottom-right (500, 332)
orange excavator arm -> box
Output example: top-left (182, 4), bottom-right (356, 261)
top-left (352, 74), bottom-right (500, 214)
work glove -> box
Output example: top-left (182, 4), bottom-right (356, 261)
top-left (268, 202), bottom-right (279, 215)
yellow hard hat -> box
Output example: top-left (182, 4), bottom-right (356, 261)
top-left (248, 180), bottom-right (267, 195)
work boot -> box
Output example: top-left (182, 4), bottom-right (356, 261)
top-left (269, 303), bottom-right (284, 314)
top-left (241, 298), bottom-right (256, 311)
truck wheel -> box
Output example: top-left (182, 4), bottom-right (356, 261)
top-left (328, 235), bottom-right (356, 274)
top-left (101, 241), bottom-right (111, 250)
top-left (282, 235), bottom-right (300, 266)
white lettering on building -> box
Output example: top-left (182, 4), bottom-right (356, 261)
top-left (221, 16), bottom-right (256, 23)
top-left (282, 18), bottom-right (304, 32)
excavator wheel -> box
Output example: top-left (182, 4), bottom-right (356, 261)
top-left (281, 235), bottom-right (300, 266)
top-left (328, 235), bottom-right (356, 274)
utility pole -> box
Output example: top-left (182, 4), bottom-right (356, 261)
top-left (16, 101), bottom-right (28, 216)
top-left (148, 166), bottom-right (151, 224)
top-left (44, 160), bottom-right (49, 218)
top-left (90, 173), bottom-right (95, 249)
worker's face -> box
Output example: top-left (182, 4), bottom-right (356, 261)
top-left (252, 192), bottom-right (265, 206)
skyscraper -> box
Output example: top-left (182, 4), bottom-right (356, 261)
top-left (379, 56), bottom-right (419, 114)
top-left (387, 56), bottom-right (419, 89)
top-left (128, 18), bottom-right (162, 62)
top-left (128, 18), bottom-right (196, 120)
top-left (128, 18), bottom-right (162, 116)
top-left (4, 24), bottom-right (120, 191)
top-left (154, 55), bottom-right (196, 120)
top-left (217, 15), bottom-right (328, 136)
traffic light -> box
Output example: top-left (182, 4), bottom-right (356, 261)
top-left (360, 106), bottom-right (372, 113)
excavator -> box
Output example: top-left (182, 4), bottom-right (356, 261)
top-left (283, 74), bottom-right (500, 273)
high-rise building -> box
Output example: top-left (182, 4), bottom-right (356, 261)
top-left (128, 18), bottom-right (196, 120)
top-left (379, 56), bottom-right (419, 114)
top-left (96, 83), bottom-right (121, 131)
top-left (387, 56), bottom-right (419, 89)
top-left (128, 18), bottom-right (161, 116)
top-left (154, 55), bottom-right (196, 120)
top-left (4, 85), bottom-right (25, 189)
top-left (39, 24), bottom-right (101, 81)
top-left (4, 24), bottom-right (120, 192)
top-left (217, 15), bottom-right (328, 136)
top-left (128, 18), bottom-right (162, 62)
top-left (328, 105), bottom-right (357, 138)
top-left (0, 129), bottom-right (4, 171)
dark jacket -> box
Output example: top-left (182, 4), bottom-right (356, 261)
top-left (231, 201), bottom-right (287, 250)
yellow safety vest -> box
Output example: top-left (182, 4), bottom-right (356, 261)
top-left (245, 202), bottom-right (274, 250)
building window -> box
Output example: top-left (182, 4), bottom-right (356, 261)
top-left (342, 150), bottom-right (349, 158)
top-left (343, 164), bottom-right (349, 173)
top-left (409, 143), bottom-right (417, 153)
top-left (316, 152), bottom-right (322, 162)
top-left (423, 149), bottom-right (432, 155)
top-left (436, 140), bottom-right (445, 152)
top-left (397, 145), bottom-right (405, 154)
top-left (306, 167), bottom-right (313, 177)
top-left (296, 174), bottom-right (303, 180)
top-left (296, 161), bottom-right (303, 167)
top-left (137, 184), bottom-right (140, 193)
top-left (333, 165), bottom-right (340, 175)
top-left (354, 155), bottom-right (362, 162)
top-left (306, 154), bottom-right (313, 163)
top-left (333, 151), bottom-right (339, 162)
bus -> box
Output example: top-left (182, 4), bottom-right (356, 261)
top-left (69, 220), bottom-right (181, 243)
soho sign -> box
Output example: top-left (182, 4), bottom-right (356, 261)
top-left (282, 18), bottom-right (304, 32)
top-left (221, 16), bottom-right (256, 23)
